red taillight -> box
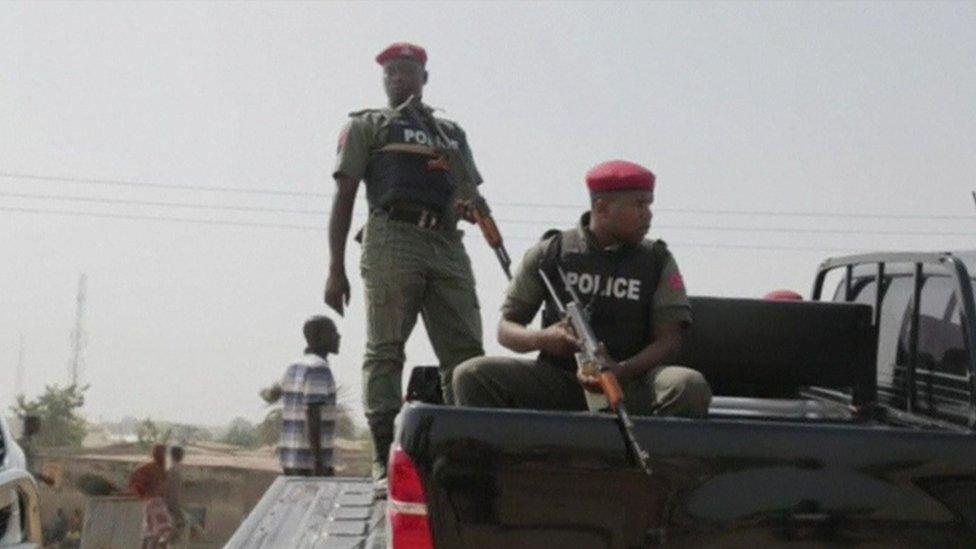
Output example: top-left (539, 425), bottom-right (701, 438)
top-left (387, 447), bottom-right (434, 549)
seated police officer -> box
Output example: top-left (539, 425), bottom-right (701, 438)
top-left (453, 160), bottom-right (711, 417)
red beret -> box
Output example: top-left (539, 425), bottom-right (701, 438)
top-left (375, 42), bottom-right (427, 67)
top-left (763, 289), bottom-right (804, 301)
top-left (585, 160), bottom-right (655, 193)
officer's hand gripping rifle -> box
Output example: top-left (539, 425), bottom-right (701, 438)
top-left (468, 199), bottom-right (512, 280)
top-left (538, 266), bottom-right (653, 475)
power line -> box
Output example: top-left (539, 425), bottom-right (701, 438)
top-left (0, 170), bottom-right (332, 198)
top-left (0, 204), bottom-right (893, 254)
top-left (0, 205), bottom-right (332, 231)
top-left (666, 242), bottom-right (863, 253)
top-left (0, 190), bottom-right (329, 216)
top-left (1, 190), bottom-right (973, 237)
top-left (656, 225), bottom-right (975, 237)
top-left (3, 170), bottom-right (972, 220)
top-left (647, 207), bottom-right (975, 221)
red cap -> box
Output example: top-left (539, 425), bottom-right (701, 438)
top-left (585, 160), bottom-right (655, 193)
top-left (763, 289), bottom-right (803, 301)
top-left (375, 42), bottom-right (427, 67)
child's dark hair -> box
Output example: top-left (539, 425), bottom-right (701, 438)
top-left (303, 315), bottom-right (336, 345)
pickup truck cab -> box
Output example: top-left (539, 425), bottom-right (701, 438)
top-left (388, 250), bottom-right (976, 548)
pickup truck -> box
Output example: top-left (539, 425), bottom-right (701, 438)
top-left (229, 250), bottom-right (976, 548)
top-left (387, 250), bottom-right (976, 548)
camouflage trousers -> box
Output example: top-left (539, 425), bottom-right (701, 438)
top-left (453, 356), bottom-right (712, 418)
top-left (360, 211), bottom-right (484, 480)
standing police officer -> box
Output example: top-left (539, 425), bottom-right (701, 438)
top-left (453, 160), bottom-right (712, 417)
top-left (325, 43), bottom-right (485, 487)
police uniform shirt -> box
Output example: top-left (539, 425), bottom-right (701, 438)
top-left (333, 104), bottom-right (483, 194)
top-left (502, 213), bottom-right (692, 329)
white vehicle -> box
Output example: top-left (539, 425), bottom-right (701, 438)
top-left (0, 416), bottom-right (26, 473)
top-left (0, 412), bottom-right (41, 548)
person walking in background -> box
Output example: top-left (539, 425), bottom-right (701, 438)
top-left (165, 446), bottom-right (186, 544)
top-left (128, 444), bottom-right (172, 548)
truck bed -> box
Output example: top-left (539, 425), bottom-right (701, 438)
top-left (399, 403), bottom-right (976, 547)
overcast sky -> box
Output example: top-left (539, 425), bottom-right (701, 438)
top-left (2, 1), bottom-right (974, 427)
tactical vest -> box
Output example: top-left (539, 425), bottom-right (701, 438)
top-left (539, 226), bottom-right (670, 371)
top-left (362, 108), bottom-right (464, 212)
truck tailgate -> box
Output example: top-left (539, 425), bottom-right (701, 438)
top-left (225, 477), bottom-right (384, 549)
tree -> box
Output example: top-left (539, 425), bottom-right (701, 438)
top-left (170, 423), bottom-right (213, 444)
top-left (257, 409), bottom-right (282, 447)
top-left (222, 417), bottom-right (259, 448)
top-left (255, 383), bottom-right (366, 447)
top-left (333, 386), bottom-right (368, 441)
top-left (11, 384), bottom-right (88, 448)
top-left (334, 404), bottom-right (363, 440)
top-left (136, 418), bottom-right (172, 448)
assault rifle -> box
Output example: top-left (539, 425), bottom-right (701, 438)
top-left (538, 266), bottom-right (653, 475)
top-left (468, 198), bottom-right (512, 280)
top-left (412, 99), bottom-right (512, 279)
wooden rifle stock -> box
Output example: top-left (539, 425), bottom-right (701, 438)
top-left (598, 370), bottom-right (624, 410)
top-left (471, 208), bottom-right (512, 280)
top-left (538, 267), bottom-right (653, 476)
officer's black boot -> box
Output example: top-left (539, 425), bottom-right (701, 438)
top-left (366, 411), bottom-right (397, 498)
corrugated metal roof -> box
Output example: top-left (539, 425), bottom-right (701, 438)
top-left (225, 477), bottom-right (384, 549)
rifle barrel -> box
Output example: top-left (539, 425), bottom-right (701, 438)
top-left (496, 248), bottom-right (512, 280)
top-left (616, 405), bottom-right (653, 475)
top-left (538, 269), bottom-right (567, 315)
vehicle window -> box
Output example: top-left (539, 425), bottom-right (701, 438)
top-left (832, 276), bottom-right (875, 303)
top-left (831, 276), bottom-right (902, 400)
top-left (894, 276), bottom-right (970, 422)
top-left (852, 280), bottom-right (879, 307)
top-left (831, 269), bottom-right (972, 423)
top-left (878, 277), bottom-right (913, 394)
top-left (909, 277), bottom-right (966, 377)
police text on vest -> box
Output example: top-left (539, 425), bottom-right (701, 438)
top-left (564, 272), bottom-right (641, 301)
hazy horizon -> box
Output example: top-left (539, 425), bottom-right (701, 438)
top-left (2, 1), bottom-right (974, 426)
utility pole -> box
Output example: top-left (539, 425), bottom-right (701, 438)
top-left (69, 273), bottom-right (87, 387)
top-left (971, 191), bottom-right (975, 211)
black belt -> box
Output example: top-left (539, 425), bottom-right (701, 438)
top-left (382, 205), bottom-right (445, 230)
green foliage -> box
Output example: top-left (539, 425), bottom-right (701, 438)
top-left (11, 384), bottom-right (88, 448)
top-left (136, 418), bottom-right (173, 448)
top-left (170, 423), bottom-right (214, 444)
top-left (257, 408), bottom-right (282, 447)
top-left (222, 417), bottom-right (259, 448)
top-left (335, 404), bottom-right (363, 441)
top-left (333, 386), bottom-right (368, 441)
